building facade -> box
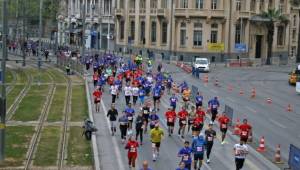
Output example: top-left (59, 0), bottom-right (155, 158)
top-left (115, 0), bottom-right (300, 62)
top-left (57, 0), bottom-right (115, 50)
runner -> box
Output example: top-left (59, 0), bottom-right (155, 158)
top-left (182, 87), bottom-right (191, 109)
top-left (204, 122), bottom-right (216, 163)
top-left (192, 114), bottom-right (203, 137)
top-left (234, 139), bottom-right (249, 170)
top-left (124, 83), bottom-right (133, 106)
top-left (140, 160), bottom-right (153, 170)
top-left (239, 119), bottom-right (252, 143)
top-left (187, 106), bottom-right (196, 133)
top-left (125, 136), bottom-right (139, 169)
top-left (165, 107), bottom-right (176, 136)
top-left (218, 112), bottom-right (230, 144)
top-left (150, 124), bottom-right (164, 161)
top-left (93, 72), bottom-right (99, 87)
top-left (177, 141), bottom-right (192, 170)
top-left (208, 96), bottom-right (220, 123)
top-left (152, 84), bottom-right (162, 111)
top-left (176, 162), bottom-right (188, 170)
top-left (195, 92), bottom-right (204, 109)
top-left (132, 85), bottom-right (139, 106)
top-left (192, 133), bottom-right (206, 170)
top-left (195, 106), bottom-right (206, 132)
top-left (169, 93), bottom-right (178, 110)
top-left (138, 86), bottom-right (146, 106)
top-left (107, 103), bottom-right (118, 136)
top-left (178, 107), bottom-right (188, 139)
top-left (149, 111), bottom-right (159, 130)
top-left (135, 111), bottom-right (144, 145)
top-left (166, 75), bottom-right (173, 94)
top-left (125, 103), bottom-right (135, 129)
top-left (92, 87), bottom-right (102, 112)
top-left (119, 112), bottom-right (129, 143)
top-left (110, 83), bottom-right (118, 104)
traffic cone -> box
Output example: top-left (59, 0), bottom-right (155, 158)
top-left (251, 88), bottom-right (256, 98)
top-left (256, 136), bottom-right (266, 152)
top-left (267, 98), bottom-right (272, 104)
top-left (233, 118), bottom-right (241, 135)
top-left (274, 144), bottom-right (284, 164)
top-left (239, 89), bottom-right (244, 95)
top-left (227, 84), bottom-right (233, 92)
top-left (286, 104), bottom-right (292, 112)
top-left (204, 74), bottom-right (209, 83)
top-left (215, 78), bottom-right (219, 86)
top-left (247, 131), bottom-right (253, 143)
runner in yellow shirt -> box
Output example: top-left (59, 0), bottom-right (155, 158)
top-left (150, 124), bottom-right (164, 162)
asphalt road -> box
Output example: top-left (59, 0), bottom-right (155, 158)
top-left (86, 64), bottom-right (280, 170)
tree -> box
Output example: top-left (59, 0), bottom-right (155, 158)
top-left (258, 9), bottom-right (289, 65)
top-left (291, 0), bottom-right (300, 63)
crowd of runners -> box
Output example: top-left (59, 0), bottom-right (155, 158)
top-left (88, 53), bottom-right (252, 170)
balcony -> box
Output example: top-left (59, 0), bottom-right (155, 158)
top-left (139, 8), bottom-right (146, 15)
top-left (175, 8), bottom-right (224, 19)
top-left (208, 9), bottom-right (225, 19)
top-left (129, 8), bottom-right (136, 15)
top-left (157, 8), bottom-right (169, 18)
top-left (150, 8), bottom-right (157, 16)
top-left (174, 8), bottom-right (191, 18)
top-left (238, 10), bottom-right (256, 19)
top-left (115, 9), bottom-right (124, 17)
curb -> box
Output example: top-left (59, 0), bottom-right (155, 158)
top-left (85, 77), bottom-right (101, 170)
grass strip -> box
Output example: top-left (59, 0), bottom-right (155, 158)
top-left (49, 69), bottom-right (67, 84)
top-left (6, 85), bottom-right (24, 109)
top-left (12, 85), bottom-right (49, 121)
top-left (17, 69), bottom-right (28, 84)
top-left (34, 127), bottom-right (60, 166)
top-left (67, 127), bottom-right (92, 166)
top-left (6, 69), bottom-right (14, 84)
top-left (0, 126), bottom-right (35, 167)
top-left (47, 85), bottom-right (67, 122)
top-left (30, 69), bottom-right (52, 84)
top-left (71, 85), bottom-right (88, 121)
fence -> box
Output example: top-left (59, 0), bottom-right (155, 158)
top-left (224, 105), bottom-right (234, 126)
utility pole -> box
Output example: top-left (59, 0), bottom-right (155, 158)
top-left (38, 0), bottom-right (44, 85)
top-left (22, 0), bottom-right (27, 66)
top-left (0, 0), bottom-right (8, 162)
top-left (81, 2), bottom-right (86, 58)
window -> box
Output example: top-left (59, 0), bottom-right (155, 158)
top-left (140, 21), bottom-right (145, 44)
top-left (259, 0), bottom-right (264, 11)
top-left (161, 22), bottom-right (168, 44)
top-left (87, 0), bottom-right (91, 14)
top-left (120, 20), bottom-right (124, 40)
top-left (279, 0), bottom-right (285, 14)
top-left (151, 21), bottom-right (157, 43)
top-left (250, 0), bottom-right (255, 11)
top-left (130, 0), bottom-right (135, 8)
top-left (235, 24), bottom-right (241, 43)
top-left (130, 21), bottom-right (135, 41)
top-left (293, 15), bottom-right (297, 27)
top-left (236, 0), bottom-right (241, 11)
top-left (291, 46), bottom-right (296, 57)
top-left (211, 23), bottom-right (218, 43)
top-left (277, 26), bottom-right (285, 46)
top-left (180, 22), bottom-right (187, 46)
top-left (151, 0), bottom-right (157, 8)
top-left (161, 0), bottom-right (167, 8)
top-left (193, 23), bottom-right (203, 46)
top-left (196, 0), bottom-right (204, 9)
top-left (180, 0), bottom-right (188, 8)
top-left (211, 0), bottom-right (217, 10)
top-left (119, 0), bottom-right (124, 8)
top-left (268, 0), bottom-right (273, 9)
top-left (140, 0), bottom-right (146, 8)
top-left (292, 29), bottom-right (296, 41)
top-left (104, 0), bottom-right (112, 15)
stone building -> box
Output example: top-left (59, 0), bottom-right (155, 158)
top-left (115, 0), bottom-right (299, 63)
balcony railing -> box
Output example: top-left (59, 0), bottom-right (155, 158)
top-left (129, 8), bottom-right (135, 15)
top-left (115, 8), bottom-right (124, 16)
top-left (139, 8), bottom-right (146, 15)
top-left (157, 8), bottom-right (168, 17)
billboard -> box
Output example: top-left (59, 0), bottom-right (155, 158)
top-left (207, 43), bottom-right (224, 51)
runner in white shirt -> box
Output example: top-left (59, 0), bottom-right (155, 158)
top-left (124, 83), bottom-right (132, 106)
top-left (110, 84), bottom-right (118, 104)
top-left (132, 86), bottom-right (139, 106)
top-left (234, 140), bottom-right (249, 170)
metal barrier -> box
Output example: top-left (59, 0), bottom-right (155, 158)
top-left (191, 85), bottom-right (198, 103)
top-left (288, 144), bottom-right (300, 170)
top-left (224, 105), bottom-right (234, 126)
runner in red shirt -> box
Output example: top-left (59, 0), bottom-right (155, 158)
top-left (93, 72), bottom-right (99, 87)
top-left (125, 136), bottom-right (139, 169)
top-left (239, 119), bottom-right (252, 143)
top-left (125, 70), bottom-right (132, 82)
top-left (93, 88), bottom-right (102, 112)
top-left (192, 114), bottom-right (204, 137)
top-left (177, 107), bottom-right (188, 139)
top-left (196, 107), bottom-right (206, 120)
top-left (165, 107), bottom-right (176, 136)
top-left (218, 112), bottom-right (230, 144)
top-left (107, 76), bottom-right (115, 86)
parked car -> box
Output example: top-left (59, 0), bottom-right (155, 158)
top-left (193, 58), bottom-right (210, 72)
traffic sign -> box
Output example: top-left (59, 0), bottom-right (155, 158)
top-left (235, 43), bottom-right (247, 52)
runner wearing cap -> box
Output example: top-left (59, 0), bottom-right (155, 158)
top-left (204, 122), bottom-right (216, 164)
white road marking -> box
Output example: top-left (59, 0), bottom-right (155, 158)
top-left (245, 106), bottom-right (256, 113)
top-left (269, 119), bottom-right (286, 129)
top-left (101, 100), bottom-right (127, 170)
top-left (226, 97), bottom-right (236, 103)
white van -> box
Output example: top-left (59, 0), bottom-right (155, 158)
top-left (193, 58), bottom-right (210, 72)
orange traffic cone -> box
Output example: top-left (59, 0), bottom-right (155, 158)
top-left (251, 88), bottom-right (256, 98)
top-left (215, 78), bottom-right (219, 86)
top-left (274, 144), bottom-right (284, 164)
top-left (228, 84), bottom-right (233, 92)
top-left (203, 74), bottom-right (209, 83)
top-left (239, 89), bottom-right (244, 95)
top-left (267, 98), bottom-right (272, 104)
top-left (256, 136), bottom-right (266, 152)
top-left (286, 104), bottom-right (292, 112)
top-left (233, 118), bottom-right (241, 135)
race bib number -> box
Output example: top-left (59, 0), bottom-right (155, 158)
top-left (128, 116), bottom-right (133, 121)
top-left (130, 147), bottom-right (136, 153)
top-left (183, 155), bottom-right (189, 161)
top-left (197, 146), bottom-right (203, 152)
top-left (241, 131), bottom-right (248, 136)
top-left (221, 124), bottom-right (227, 129)
top-left (181, 120), bottom-right (186, 124)
top-left (212, 105), bottom-right (217, 109)
top-left (168, 118), bottom-right (173, 122)
top-left (208, 136), bottom-right (213, 141)
top-left (144, 110), bottom-right (148, 114)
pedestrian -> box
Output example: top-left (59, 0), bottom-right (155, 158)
top-left (142, 103), bottom-right (151, 133)
top-left (124, 83), bottom-right (132, 106)
top-left (204, 122), bottom-right (216, 164)
top-left (192, 133), bottom-right (206, 170)
top-left (135, 111), bottom-right (144, 145)
top-left (119, 112), bottom-right (129, 143)
top-left (125, 136), bottom-right (139, 169)
top-left (107, 103), bottom-right (118, 136)
top-left (169, 93), bottom-right (178, 110)
top-left (176, 161), bottom-right (188, 170)
top-left (149, 111), bottom-right (159, 130)
top-left (65, 64), bottom-right (71, 75)
top-left (150, 124), bottom-right (164, 161)
top-left (110, 83), bottom-right (118, 104)
top-left (92, 88), bottom-right (102, 112)
top-left (195, 92), bottom-right (204, 109)
top-left (139, 160), bottom-right (153, 170)
top-left (218, 112), bottom-right (230, 144)
top-left (234, 139), bottom-right (249, 170)
top-left (238, 119), bottom-right (252, 143)
top-left (177, 141), bottom-right (192, 170)
top-left (165, 107), bottom-right (176, 136)
top-left (208, 96), bottom-right (220, 123)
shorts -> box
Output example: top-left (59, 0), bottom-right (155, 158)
top-left (194, 153), bottom-right (204, 161)
top-left (192, 123), bottom-right (203, 131)
top-left (153, 96), bottom-right (161, 102)
top-left (240, 136), bottom-right (248, 143)
top-left (196, 102), bottom-right (203, 108)
top-left (182, 97), bottom-right (190, 102)
top-left (152, 142), bottom-right (160, 148)
top-left (188, 120), bottom-right (194, 125)
top-left (94, 99), bottom-right (100, 104)
top-left (211, 109), bottom-right (218, 115)
top-left (220, 128), bottom-right (228, 134)
top-left (179, 120), bottom-right (187, 127)
top-left (142, 114), bottom-right (149, 123)
top-left (167, 122), bottom-right (175, 127)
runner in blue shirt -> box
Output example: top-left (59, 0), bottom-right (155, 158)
top-left (138, 87), bottom-right (146, 105)
top-left (175, 162), bottom-right (189, 170)
top-left (152, 85), bottom-right (162, 111)
top-left (149, 111), bottom-right (159, 130)
top-left (177, 141), bottom-right (192, 170)
top-left (169, 93), bottom-right (178, 110)
top-left (208, 96), bottom-right (220, 123)
top-left (125, 103), bottom-right (135, 129)
top-left (195, 92), bottom-right (204, 109)
top-left (192, 134), bottom-right (206, 170)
